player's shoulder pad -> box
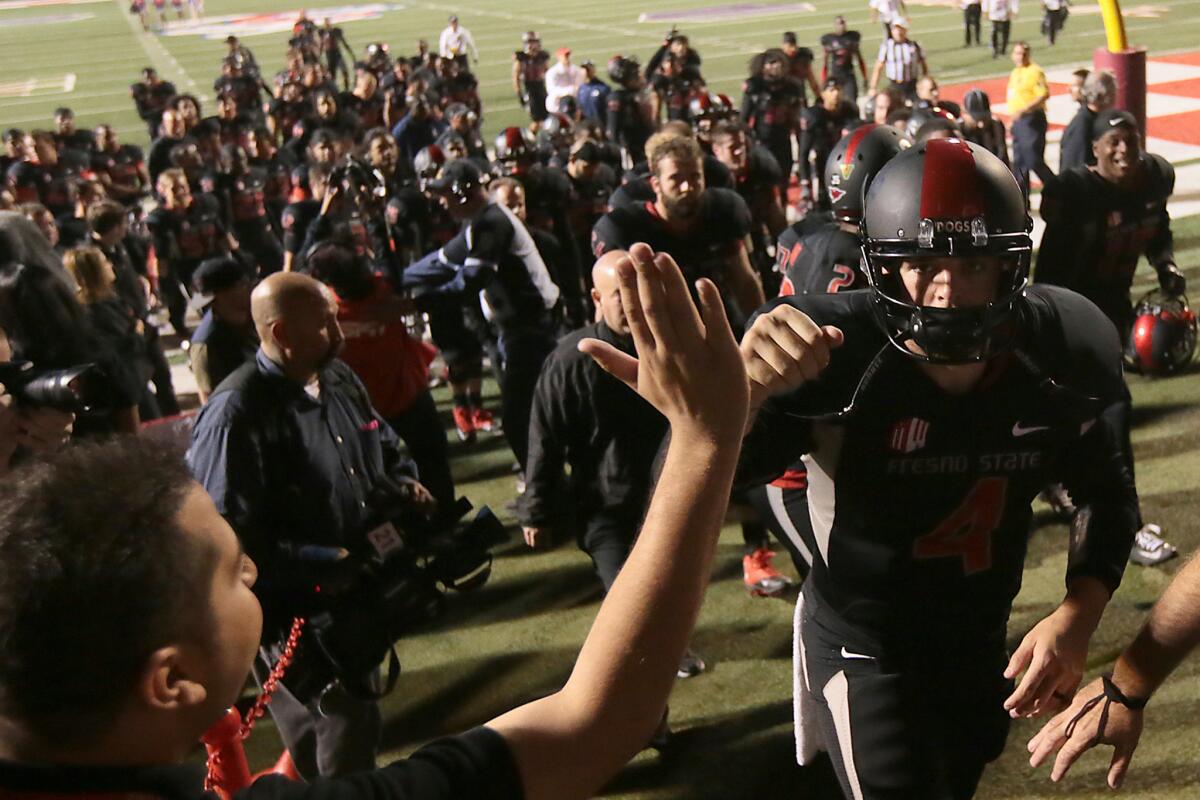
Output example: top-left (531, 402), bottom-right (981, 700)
top-left (1143, 152), bottom-right (1175, 197)
top-left (1019, 284), bottom-right (1127, 399)
top-left (706, 187), bottom-right (752, 236)
top-left (847, 30), bottom-right (861, 42)
top-left (820, 33), bottom-right (834, 45)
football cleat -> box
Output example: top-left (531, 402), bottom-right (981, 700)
top-left (677, 648), bottom-right (707, 678)
top-left (1130, 523), bottom-right (1179, 567)
top-left (743, 548), bottom-right (794, 597)
top-left (471, 407), bottom-right (498, 432)
top-left (452, 405), bottom-right (476, 443)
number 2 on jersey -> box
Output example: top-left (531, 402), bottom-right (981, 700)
top-left (913, 477), bottom-right (1008, 575)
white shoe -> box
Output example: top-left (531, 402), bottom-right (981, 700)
top-left (1130, 523), bottom-right (1179, 567)
top-left (677, 648), bottom-right (707, 678)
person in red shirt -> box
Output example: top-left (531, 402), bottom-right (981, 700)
top-left (307, 242), bottom-right (456, 518)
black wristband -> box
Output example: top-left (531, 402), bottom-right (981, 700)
top-left (1102, 673), bottom-right (1149, 710)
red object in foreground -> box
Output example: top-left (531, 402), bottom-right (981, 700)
top-left (1094, 46), bottom-right (1147, 140)
top-left (202, 618), bottom-right (305, 798)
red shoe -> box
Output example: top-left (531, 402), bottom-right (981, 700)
top-left (742, 548), bottom-right (793, 597)
top-left (471, 406), bottom-right (498, 432)
top-left (452, 405), bottom-right (476, 443)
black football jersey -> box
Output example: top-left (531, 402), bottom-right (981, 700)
top-left (820, 32), bottom-right (863, 77)
top-left (739, 287), bottom-right (1138, 645)
top-left (776, 220), bottom-right (865, 297)
top-left (1036, 154), bottom-right (1174, 300)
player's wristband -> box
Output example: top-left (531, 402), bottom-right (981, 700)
top-left (1102, 674), bottom-right (1149, 710)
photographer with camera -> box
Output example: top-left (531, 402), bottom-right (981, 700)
top-left (187, 271), bottom-right (436, 777)
top-left (0, 242), bottom-right (748, 800)
top-left (296, 154), bottom-right (397, 282)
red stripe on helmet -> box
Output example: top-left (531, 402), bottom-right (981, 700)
top-left (918, 138), bottom-right (986, 221)
top-left (1133, 314), bottom-right (1158, 370)
top-left (841, 123), bottom-right (877, 164)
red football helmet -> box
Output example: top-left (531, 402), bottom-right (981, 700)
top-left (1125, 290), bottom-right (1197, 375)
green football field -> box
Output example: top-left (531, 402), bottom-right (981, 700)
top-left (4, 0), bottom-right (1200, 795)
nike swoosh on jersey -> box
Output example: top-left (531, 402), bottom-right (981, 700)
top-left (1012, 421), bottom-right (1050, 437)
top-left (839, 647), bottom-right (874, 660)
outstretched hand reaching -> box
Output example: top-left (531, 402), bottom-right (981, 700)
top-left (578, 242), bottom-right (749, 443)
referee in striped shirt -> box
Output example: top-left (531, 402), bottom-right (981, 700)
top-left (869, 20), bottom-right (928, 101)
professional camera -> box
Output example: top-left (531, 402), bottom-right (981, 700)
top-left (276, 485), bottom-right (506, 705)
top-left (329, 154), bottom-right (389, 208)
top-left (0, 360), bottom-right (111, 413)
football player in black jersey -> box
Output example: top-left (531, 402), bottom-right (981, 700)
top-left (708, 120), bottom-right (787, 295)
top-left (592, 132), bottom-right (764, 330)
top-left (605, 55), bottom-right (655, 167)
top-left (781, 32), bottom-right (822, 105)
top-left (750, 124), bottom-right (909, 593)
top-left (820, 16), bottom-right (868, 104)
top-left (798, 79), bottom-right (861, 210)
top-left (742, 49), bottom-right (805, 203)
top-left (91, 125), bottom-right (149, 208)
top-left (513, 31), bottom-right (550, 123)
top-left (1035, 110), bottom-right (1183, 566)
top-left (739, 139), bottom-right (1140, 798)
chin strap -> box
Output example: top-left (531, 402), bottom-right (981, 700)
top-left (202, 617), bottom-right (305, 799)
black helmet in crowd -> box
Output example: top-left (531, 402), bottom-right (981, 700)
top-left (607, 55), bottom-right (641, 87)
top-left (538, 112), bottom-right (575, 154)
top-left (861, 138), bottom-right (1032, 364)
top-left (823, 123), bottom-right (910, 224)
top-left (413, 144), bottom-right (447, 191)
top-left (493, 126), bottom-right (535, 176)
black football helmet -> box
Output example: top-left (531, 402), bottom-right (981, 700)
top-left (607, 55), bottom-right (641, 87)
top-left (413, 144), bottom-right (447, 191)
top-left (861, 138), bottom-right (1032, 364)
top-left (1125, 290), bottom-right (1197, 375)
top-left (493, 126), bottom-right (535, 176)
top-left (537, 112), bottom-right (575, 153)
top-left (823, 123), bottom-right (910, 224)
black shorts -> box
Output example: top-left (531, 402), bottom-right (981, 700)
top-left (798, 587), bottom-right (1012, 800)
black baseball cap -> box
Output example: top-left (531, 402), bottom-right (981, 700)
top-left (427, 159), bottom-right (482, 194)
top-left (190, 257), bottom-right (249, 310)
top-left (1092, 109), bottom-right (1138, 140)
top-left (963, 88), bottom-right (991, 120)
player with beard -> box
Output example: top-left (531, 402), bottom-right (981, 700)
top-left (798, 79), bottom-right (861, 210)
top-left (214, 144), bottom-right (283, 276)
top-left (742, 49), bottom-right (805, 202)
top-left (708, 120), bottom-right (787, 295)
top-left (51, 108), bottom-right (93, 165)
top-left (208, 95), bottom-right (252, 149)
top-left (592, 132), bottom-right (763, 331)
top-left (821, 16), bottom-right (868, 104)
top-left (739, 139), bottom-right (1140, 799)
top-left (90, 124), bottom-right (149, 208)
top-left (605, 55), bottom-right (655, 167)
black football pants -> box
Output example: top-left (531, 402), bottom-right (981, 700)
top-left (799, 589), bottom-right (1012, 799)
top-left (580, 510), bottom-right (639, 593)
top-left (387, 388), bottom-right (456, 524)
top-left (497, 324), bottom-right (557, 471)
top-left (964, 5), bottom-right (982, 44)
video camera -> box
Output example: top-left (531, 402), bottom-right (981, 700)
top-left (0, 360), bottom-right (112, 413)
top-left (276, 481), bottom-right (506, 705)
top-left (329, 154), bottom-right (389, 211)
